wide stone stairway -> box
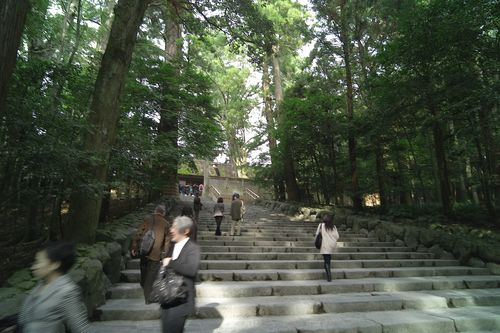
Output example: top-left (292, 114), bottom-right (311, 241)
top-left (93, 201), bottom-right (500, 333)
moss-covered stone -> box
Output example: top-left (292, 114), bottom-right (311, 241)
top-left (419, 229), bottom-right (438, 247)
top-left (104, 242), bottom-right (123, 283)
top-left (6, 269), bottom-right (36, 291)
top-left (487, 263), bottom-right (500, 275)
top-left (0, 292), bottom-right (27, 318)
top-left (404, 226), bottom-right (420, 250)
top-left (468, 257), bottom-right (486, 268)
top-left (452, 238), bottom-right (476, 264)
top-left (477, 243), bottom-right (500, 263)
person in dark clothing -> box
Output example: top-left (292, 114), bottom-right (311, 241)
top-left (161, 216), bottom-right (200, 333)
top-left (230, 193), bottom-right (244, 236)
top-left (213, 197), bottom-right (225, 236)
top-left (181, 206), bottom-right (197, 242)
top-left (193, 193), bottom-right (202, 221)
top-left (131, 205), bottom-right (171, 303)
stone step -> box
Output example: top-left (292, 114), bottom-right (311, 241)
top-left (109, 275), bottom-right (500, 299)
top-left (197, 240), bottom-right (394, 247)
top-left (197, 246), bottom-right (412, 253)
top-left (196, 226), bottom-right (324, 232)
top-left (96, 289), bottom-right (500, 321)
top-left (195, 236), bottom-right (371, 243)
top-left (199, 259), bottom-right (459, 270)
top-left (199, 252), bottom-right (435, 260)
top-left (99, 202), bottom-right (500, 332)
top-left (196, 229), bottom-right (351, 235)
top-left (92, 305), bottom-right (500, 332)
top-left (126, 259), bottom-right (459, 270)
top-left (195, 228), bottom-right (361, 232)
top-left (198, 222), bottom-right (320, 228)
top-left (121, 266), bottom-right (490, 283)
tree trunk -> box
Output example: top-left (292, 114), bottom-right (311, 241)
top-left (68, 0), bottom-right (152, 243)
top-left (0, 0), bottom-right (30, 112)
top-left (271, 45), bottom-right (300, 201)
top-left (429, 106), bottom-right (452, 213)
top-left (394, 148), bottom-right (409, 205)
top-left (339, 1), bottom-right (362, 210)
top-left (375, 145), bottom-right (387, 212)
top-left (97, 0), bottom-right (116, 53)
top-left (27, 0), bottom-right (50, 62)
top-left (401, 125), bottom-right (428, 203)
top-left (312, 150), bottom-right (330, 204)
top-left (262, 57), bottom-right (281, 200)
top-left (60, 0), bottom-right (79, 62)
top-left (330, 141), bottom-right (340, 206)
top-left (477, 106), bottom-right (498, 222)
top-left (158, 0), bottom-right (182, 198)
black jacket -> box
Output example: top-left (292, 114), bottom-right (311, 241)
top-left (162, 239), bottom-right (200, 316)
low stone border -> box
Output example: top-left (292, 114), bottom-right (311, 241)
top-left (256, 200), bottom-right (500, 275)
top-left (0, 197), bottom-right (179, 319)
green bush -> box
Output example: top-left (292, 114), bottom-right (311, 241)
top-left (448, 203), bottom-right (493, 226)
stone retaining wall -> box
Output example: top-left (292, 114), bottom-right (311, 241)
top-left (256, 200), bottom-right (500, 275)
top-left (0, 197), bottom-right (179, 320)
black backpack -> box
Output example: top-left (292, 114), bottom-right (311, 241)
top-left (140, 216), bottom-right (156, 256)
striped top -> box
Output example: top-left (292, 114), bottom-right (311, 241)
top-left (19, 275), bottom-right (92, 333)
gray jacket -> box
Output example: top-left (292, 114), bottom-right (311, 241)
top-left (213, 203), bottom-right (225, 215)
top-left (230, 199), bottom-right (243, 220)
top-left (19, 275), bottom-right (91, 333)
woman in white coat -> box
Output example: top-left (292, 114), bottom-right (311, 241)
top-left (315, 213), bottom-right (339, 281)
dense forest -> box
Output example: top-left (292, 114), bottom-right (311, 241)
top-left (0, 0), bottom-right (498, 252)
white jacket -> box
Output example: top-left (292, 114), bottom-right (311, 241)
top-left (315, 223), bottom-right (339, 254)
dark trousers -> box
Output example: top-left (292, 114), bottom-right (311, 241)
top-left (322, 254), bottom-right (332, 281)
top-left (140, 256), bottom-right (161, 303)
top-left (214, 216), bottom-right (223, 235)
top-left (161, 308), bottom-right (187, 333)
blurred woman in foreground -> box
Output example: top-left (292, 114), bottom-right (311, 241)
top-left (19, 242), bottom-right (91, 333)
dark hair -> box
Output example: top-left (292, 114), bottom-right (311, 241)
top-left (181, 206), bottom-right (193, 217)
top-left (217, 197), bottom-right (223, 203)
top-left (43, 242), bottom-right (76, 274)
top-left (322, 213), bottom-right (335, 231)
top-left (232, 193), bottom-right (240, 200)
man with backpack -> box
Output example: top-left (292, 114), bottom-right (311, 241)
top-left (131, 204), bottom-right (171, 303)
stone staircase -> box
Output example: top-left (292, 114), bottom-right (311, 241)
top-left (92, 201), bottom-right (500, 333)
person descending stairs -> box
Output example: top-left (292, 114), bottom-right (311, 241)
top-left (93, 196), bottom-right (500, 333)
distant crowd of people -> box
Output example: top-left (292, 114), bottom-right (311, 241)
top-left (178, 183), bottom-right (203, 196)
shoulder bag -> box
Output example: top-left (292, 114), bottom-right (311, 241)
top-left (314, 223), bottom-right (323, 249)
top-left (139, 216), bottom-right (156, 256)
top-left (149, 266), bottom-right (188, 306)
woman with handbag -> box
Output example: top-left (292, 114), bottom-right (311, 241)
top-left (314, 213), bottom-right (339, 282)
top-left (161, 216), bottom-right (200, 333)
top-left (213, 197), bottom-right (225, 236)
